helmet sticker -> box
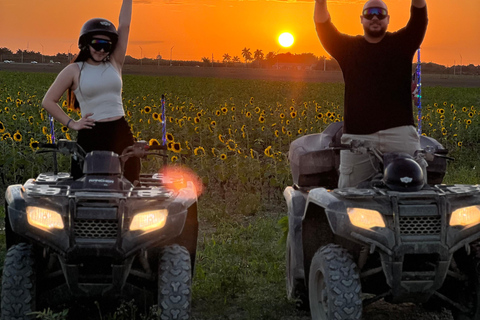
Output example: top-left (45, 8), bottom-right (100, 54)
top-left (400, 177), bottom-right (413, 183)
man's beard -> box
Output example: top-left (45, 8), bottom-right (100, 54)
top-left (364, 25), bottom-right (387, 38)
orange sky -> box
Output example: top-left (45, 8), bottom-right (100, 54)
top-left (1, 0), bottom-right (479, 66)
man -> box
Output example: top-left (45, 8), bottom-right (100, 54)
top-left (314, 0), bottom-right (428, 188)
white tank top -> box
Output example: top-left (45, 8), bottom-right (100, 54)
top-left (74, 62), bottom-right (125, 121)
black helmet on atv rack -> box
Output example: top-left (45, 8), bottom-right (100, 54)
top-left (383, 157), bottom-right (424, 192)
top-left (78, 18), bottom-right (118, 50)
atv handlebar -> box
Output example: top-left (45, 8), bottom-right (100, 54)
top-left (331, 140), bottom-right (455, 162)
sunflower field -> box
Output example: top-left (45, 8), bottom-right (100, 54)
top-left (1, 71), bottom-right (480, 211)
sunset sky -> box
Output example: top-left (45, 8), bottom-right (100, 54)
top-left (1, 0), bottom-right (479, 66)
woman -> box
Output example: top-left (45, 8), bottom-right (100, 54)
top-left (42, 0), bottom-right (139, 183)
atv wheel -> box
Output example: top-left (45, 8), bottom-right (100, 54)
top-left (308, 244), bottom-right (362, 320)
top-left (1, 243), bottom-right (36, 320)
top-left (451, 259), bottom-right (480, 319)
top-left (157, 244), bottom-right (192, 320)
top-left (286, 234), bottom-right (308, 309)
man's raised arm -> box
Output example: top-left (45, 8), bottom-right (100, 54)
top-left (314, 0), bottom-right (330, 23)
top-left (412, 0), bottom-right (426, 8)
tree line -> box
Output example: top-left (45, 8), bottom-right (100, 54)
top-left (1, 47), bottom-right (479, 75)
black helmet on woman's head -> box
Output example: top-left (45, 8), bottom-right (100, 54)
top-left (78, 18), bottom-right (118, 50)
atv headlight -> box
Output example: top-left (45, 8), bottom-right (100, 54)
top-left (26, 206), bottom-right (64, 231)
top-left (347, 208), bottom-right (385, 229)
top-left (450, 205), bottom-right (480, 227)
top-left (130, 209), bottom-right (168, 233)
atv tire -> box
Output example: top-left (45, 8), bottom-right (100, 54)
top-left (308, 243), bottom-right (362, 320)
top-left (451, 258), bottom-right (480, 320)
top-left (157, 244), bottom-right (192, 320)
top-left (286, 234), bottom-right (308, 309)
top-left (1, 243), bottom-right (36, 320)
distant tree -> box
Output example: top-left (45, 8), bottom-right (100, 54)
top-left (232, 56), bottom-right (241, 63)
top-left (222, 53), bottom-right (231, 66)
top-left (265, 51), bottom-right (276, 61)
top-left (241, 47), bottom-right (252, 67)
top-left (201, 57), bottom-right (211, 67)
top-left (253, 49), bottom-right (264, 61)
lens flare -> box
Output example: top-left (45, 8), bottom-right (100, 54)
top-left (160, 165), bottom-right (204, 197)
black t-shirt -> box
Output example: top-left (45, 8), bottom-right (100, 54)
top-left (315, 6), bottom-right (428, 134)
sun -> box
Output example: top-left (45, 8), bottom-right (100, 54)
top-left (278, 32), bottom-right (294, 48)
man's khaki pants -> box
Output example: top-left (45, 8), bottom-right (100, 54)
top-left (338, 125), bottom-right (426, 188)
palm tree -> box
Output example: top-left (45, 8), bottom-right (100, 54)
top-left (232, 56), bottom-right (241, 63)
top-left (222, 53), bottom-right (231, 66)
top-left (201, 57), bottom-right (211, 67)
top-left (254, 49), bottom-right (264, 61)
top-left (241, 47), bottom-right (252, 67)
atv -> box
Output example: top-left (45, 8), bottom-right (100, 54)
top-left (1, 139), bottom-right (199, 319)
top-left (285, 121), bottom-right (480, 319)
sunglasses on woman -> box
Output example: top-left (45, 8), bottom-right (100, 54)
top-left (362, 7), bottom-right (388, 20)
top-left (90, 39), bottom-right (113, 52)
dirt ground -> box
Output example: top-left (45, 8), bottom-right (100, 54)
top-left (2, 62), bottom-right (480, 88)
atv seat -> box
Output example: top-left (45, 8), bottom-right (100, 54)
top-left (83, 151), bottom-right (122, 175)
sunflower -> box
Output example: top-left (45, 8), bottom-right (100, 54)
top-left (194, 117), bottom-right (200, 124)
top-left (466, 119), bottom-right (472, 125)
top-left (290, 106), bottom-right (295, 112)
top-left (171, 156), bottom-right (178, 162)
top-left (274, 130), bottom-right (279, 137)
top-left (469, 112), bottom-right (474, 118)
top-left (220, 154), bottom-right (227, 161)
top-left (211, 148), bottom-right (217, 157)
top-left (28, 116), bottom-right (34, 125)
top-left (298, 129), bottom-right (303, 134)
top-left (246, 112), bottom-right (252, 118)
top-left (258, 116), bottom-right (265, 123)
top-left (29, 139), bottom-right (39, 151)
top-left (261, 126), bottom-right (265, 131)
top-left (211, 121), bottom-right (216, 128)
top-left (194, 146), bottom-right (206, 156)
top-left (437, 109), bottom-right (445, 114)
top-left (152, 112), bottom-right (159, 120)
top-left (4, 107), bottom-right (9, 113)
top-left (0, 121), bottom-right (5, 133)
top-left (231, 115), bottom-right (235, 121)
top-left (221, 107), bottom-right (228, 114)
top-left (255, 107), bottom-right (261, 114)
top-left (215, 110), bottom-right (221, 116)
top-left (149, 138), bottom-right (160, 146)
top-left (226, 139), bottom-right (237, 151)
top-left (290, 111), bottom-right (297, 118)
top-left (462, 107), bottom-right (468, 112)
top-left (13, 130), bottom-right (22, 142)
top-left (12, 115), bottom-right (17, 121)
top-left (317, 113), bottom-right (323, 119)
top-left (61, 126), bottom-right (68, 133)
top-left (65, 133), bottom-right (72, 140)
top-left (280, 113), bottom-right (285, 119)
top-left (62, 100), bottom-right (68, 107)
top-left (443, 101), bottom-right (447, 106)
top-left (172, 142), bottom-right (182, 153)
top-left (2, 133), bottom-right (11, 141)
top-left (250, 149), bottom-right (256, 159)
top-left (218, 134), bottom-right (225, 143)
top-left (458, 141), bottom-right (463, 147)
top-left (249, 97), bottom-right (254, 105)
top-left (166, 133), bottom-right (175, 142)
top-left (264, 146), bottom-right (273, 157)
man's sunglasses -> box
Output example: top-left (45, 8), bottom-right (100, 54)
top-left (363, 7), bottom-right (388, 20)
top-left (89, 39), bottom-right (113, 52)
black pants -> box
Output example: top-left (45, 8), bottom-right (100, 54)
top-left (71, 117), bottom-right (140, 183)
